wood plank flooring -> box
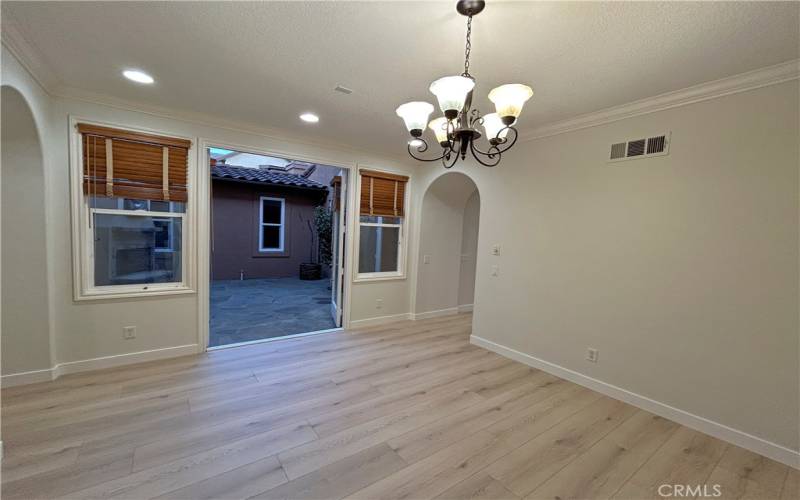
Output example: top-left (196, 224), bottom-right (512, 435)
top-left (1, 314), bottom-right (795, 500)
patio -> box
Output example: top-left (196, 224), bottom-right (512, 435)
top-left (210, 277), bottom-right (336, 347)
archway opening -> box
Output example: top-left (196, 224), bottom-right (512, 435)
top-left (415, 172), bottom-right (480, 317)
top-left (1, 85), bottom-right (51, 376)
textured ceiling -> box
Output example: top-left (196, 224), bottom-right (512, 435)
top-left (3, 1), bottom-right (798, 156)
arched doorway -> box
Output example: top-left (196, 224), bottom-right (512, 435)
top-left (1, 85), bottom-right (51, 377)
top-left (415, 172), bottom-right (480, 317)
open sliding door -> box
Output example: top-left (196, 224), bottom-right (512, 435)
top-left (330, 171), bottom-right (347, 327)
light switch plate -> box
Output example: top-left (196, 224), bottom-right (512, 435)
top-left (491, 244), bottom-right (501, 255)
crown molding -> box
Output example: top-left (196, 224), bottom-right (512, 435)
top-left (519, 59), bottom-right (800, 142)
top-left (1, 11), bottom-right (60, 93)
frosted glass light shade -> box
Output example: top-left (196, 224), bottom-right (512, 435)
top-left (396, 102), bottom-right (434, 134)
top-left (429, 76), bottom-right (475, 116)
top-left (482, 113), bottom-right (512, 142)
top-left (488, 84), bottom-right (533, 120)
top-left (428, 117), bottom-right (450, 145)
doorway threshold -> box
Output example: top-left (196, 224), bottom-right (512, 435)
top-left (207, 326), bottom-right (344, 352)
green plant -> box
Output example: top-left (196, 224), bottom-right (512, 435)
top-left (314, 205), bottom-right (332, 267)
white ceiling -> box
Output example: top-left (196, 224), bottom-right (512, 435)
top-left (3, 1), bottom-right (798, 157)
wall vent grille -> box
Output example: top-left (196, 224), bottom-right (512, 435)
top-left (608, 132), bottom-right (670, 162)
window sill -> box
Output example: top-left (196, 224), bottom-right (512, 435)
top-left (353, 273), bottom-right (406, 283)
top-left (75, 285), bottom-right (196, 302)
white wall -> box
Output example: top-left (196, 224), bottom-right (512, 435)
top-left (414, 172), bottom-right (478, 315)
top-left (458, 191), bottom-right (480, 308)
top-left (466, 81), bottom-right (799, 453)
top-left (1, 86), bottom-right (51, 376)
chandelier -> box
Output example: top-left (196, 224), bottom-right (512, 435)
top-left (396, 0), bottom-right (533, 168)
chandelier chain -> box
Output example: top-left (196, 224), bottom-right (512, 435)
top-left (463, 15), bottom-right (472, 77)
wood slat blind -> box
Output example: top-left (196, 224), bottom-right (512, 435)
top-left (79, 124), bottom-right (191, 202)
top-left (330, 175), bottom-right (342, 211)
top-left (359, 169), bottom-right (408, 217)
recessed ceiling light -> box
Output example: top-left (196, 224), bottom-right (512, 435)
top-left (122, 70), bottom-right (154, 84)
top-left (300, 113), bottom-right (319, 123)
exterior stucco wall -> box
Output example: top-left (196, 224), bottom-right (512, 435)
top-left (211, 180), bottom-right (327, 280)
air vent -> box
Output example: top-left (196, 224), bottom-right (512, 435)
top-left (647, 135), bottom-right (666, 154)
top-left (610, 142), bottom-right (626, 160)
top-left (608, 132), bottom-right (670, 162)
top-left (627, 139), bottom-right (646, 157)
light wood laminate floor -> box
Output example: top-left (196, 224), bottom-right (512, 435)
top-left (2, 314), bottom-right (796, 500)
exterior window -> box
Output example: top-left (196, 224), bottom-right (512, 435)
top-left (89, 198), bottom-right (184, 287)
top-left (74, 123), bottom-right (191, 299)
top-left (358, 216), bottom-right (402, 274)
top-left (259, 196), bottom-right (285, 252)
top-left (356, 169), bottom-right (408, 280)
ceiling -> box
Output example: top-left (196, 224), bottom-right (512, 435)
top-left (3, 1), bottom-right (798, 157)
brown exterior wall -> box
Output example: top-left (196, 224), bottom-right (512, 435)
top-left (211, 179), bottom-right (327, 280)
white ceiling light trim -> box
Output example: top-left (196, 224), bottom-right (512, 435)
top-left (122, 69), bottom-right (154, 84)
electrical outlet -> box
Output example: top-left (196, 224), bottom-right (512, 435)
top-left (123, 326), bottom-right (137, 340)
top-left (376, 299), bottom-right (383, 309)
top-left (423, 254), bottom-right (431, 264)
top-left (586, 348), bottom-right (599, 363)
top-left (491, 265), bottom-right (499, 277)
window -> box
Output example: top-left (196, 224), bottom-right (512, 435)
top-left (356, 169), bottom-right (408, 279)
top-left (74, 123), bottom-right (191, 298)
top-left (359, 216), bottom-right (402, 274)
top-left (259, 197), bottom-right (285, 252)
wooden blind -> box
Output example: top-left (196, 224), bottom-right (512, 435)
top-left (359, 169), bottom-right (408, 217)
top-left (330, 175), bottom-right (342, 211)
top-left (79, 124), bottom-right (191, 202)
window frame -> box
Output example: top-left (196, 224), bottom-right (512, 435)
top-left (70, 117), bottom-right (195, 301)
top-left (257, 196), bottom-right (286, 253)
top-left (353, 169), bottom-right (409, 282)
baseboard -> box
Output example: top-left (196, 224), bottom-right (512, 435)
top-left (470, 334), bottom-right (800, 470)
top-left (349, 313), bottom-right (413, 328)
top-left (411, 307), bottom-right (460, 320)
top-left (458, 304), bottom-right (474, 313)
top-left (2, 344), bottom-right (200, 387)
top-left (1, 367), bottom-right (54, 388)
top-left (53, 344), bottom-right (200, 378)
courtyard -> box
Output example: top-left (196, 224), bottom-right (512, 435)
top-left (209, 277), bottom-right (336, 347)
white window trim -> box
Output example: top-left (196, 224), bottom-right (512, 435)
top-left (69, 116), bottom-right (195, 301)
top-left (258, 196), bottom-right (285, 252)
top-left (353, 169), bottom-right (409, 282)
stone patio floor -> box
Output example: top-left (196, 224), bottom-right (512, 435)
top-left (210, 277), bottom-right (336, 347)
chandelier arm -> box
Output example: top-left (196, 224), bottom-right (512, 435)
top-left (469, 139), bottom-right (502, 167)
top-left (407, 139), bottom-right (447, 162)
top-left (442, 150), bottom-right (459, 169)
top-left (445, 120), bottom-right (459, 155)
top-left (492, 126), bottom-right (519, 154)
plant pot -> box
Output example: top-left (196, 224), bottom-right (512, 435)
top-left (299, 263), bottom-right (322, 280)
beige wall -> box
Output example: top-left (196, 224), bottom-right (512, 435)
top-left (415, 172), bottom-right (478, 315)
top-left (458, 191), bottom-right (480, 308)
top-left (466, 81), bottom-right (799, 451)
top-left (1, 86), bottom-right (51, 375)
